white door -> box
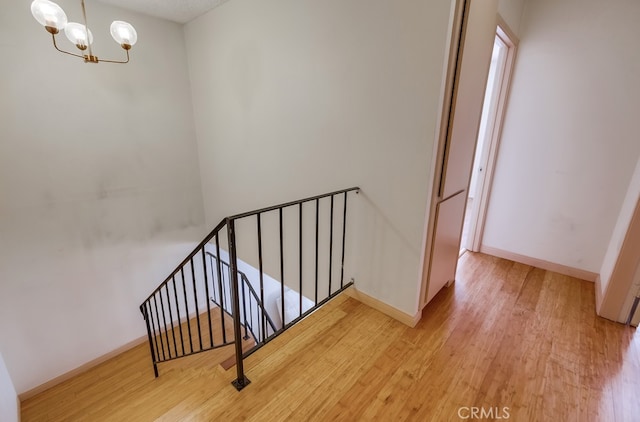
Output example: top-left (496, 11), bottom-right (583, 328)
top-left (423, 0), bottom-right (499, 306)
top-left (463, 25), bottom-right (517, 252)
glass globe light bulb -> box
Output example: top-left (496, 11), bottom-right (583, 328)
top-left (110, 21), bottom-right (137, 48)
top-left (31, 0), bottom-right (68, 32)
top-left (64, 22), bottom-right (94, 49)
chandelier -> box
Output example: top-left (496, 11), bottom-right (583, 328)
top-left (30, 0), bottom-right (138, 64)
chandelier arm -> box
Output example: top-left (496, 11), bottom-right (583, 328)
top-left (98, 49), bottom-right (130, 64)
top-left (51, 33), bottom-right (85, 59)
top-left (80, 0), bottom-right (93, 59)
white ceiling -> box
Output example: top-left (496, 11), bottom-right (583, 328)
top-left (98, 0), bottom-right (231, 24)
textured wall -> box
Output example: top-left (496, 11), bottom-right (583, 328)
top-left (184, 0), bottom-right (454, 315)
top-left (0, 0), bottom-right (205, 393)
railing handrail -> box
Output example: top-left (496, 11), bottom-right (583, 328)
top-left (228, 187), bottom-right (360, 220)
top-left (140, 187), bottom-right (359, 307)
top-left (205, 252), bottom-right (278, 334)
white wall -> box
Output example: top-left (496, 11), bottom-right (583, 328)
top-left (482, 0), bottom-right (640, 274)
top-left (208, 248), bottom-right (314, 331)
top-left (0, 352), bottom-right (19, 422)
top-left (0, 1), bottom-right (204, 393)
top-left (497, 0), bottom-right (526, 36)
top-left (184, 0), bottom-right (454, 316)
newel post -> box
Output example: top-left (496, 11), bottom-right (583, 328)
top-left (227, 218), bottom-right (251, 391)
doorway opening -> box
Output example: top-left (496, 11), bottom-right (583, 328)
top-left (460, 22), bottom-right (517, 254)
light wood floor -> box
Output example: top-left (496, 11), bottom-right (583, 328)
top-left (21, 252), bottom-right (640, 421)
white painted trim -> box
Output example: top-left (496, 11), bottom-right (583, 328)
top-left (419, 0), bottom-right (468, 310)
top-left (595, 275), bottom-right (603, 313)
top-left (18, 335), bottom-right (148, 401)
top-left (345, 287), bottom-right (422, 328)
top-left (416, 0), bottom-right (463, 314)
top-left (617, 262), bottom-right (640, 322)
top-left (467, 15), bottom-right (519, 253)
top-left (480, 245), bottom-right (599, 282)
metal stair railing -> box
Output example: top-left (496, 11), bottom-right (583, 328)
top-left (140, 187), bottom-right (359, 391)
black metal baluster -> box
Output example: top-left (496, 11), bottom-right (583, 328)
top-left (228, 266), bottom-right (232, 311)
top-left (222, 264), bottom-right (229, 312)
top-left (279, 208), bottom-right (285, 329)
top-left (257, 301), bottom-right (262, 343)
top-left (252, 299), bottom-right (258, 343)
top-left (249, 287), bottom-right (254, 339)
top-left (146, 301), bottom-right (161, 363)
top-left (248, 297), bottom-right (254, 342)
top-left (158, 289), bottom-right (172, 359)
top-left (328, 195), bottom-right (334, 297)
top-left (215, 233), bottom-right (227, 343)
top-left (209, 255), bottom-right (220, 304)
top-left (152, 295), bottom-right (166, 361)
top-left (255, 301), bottom-right (260, 343)
top-left (165, 284), bottom-right (178, 357)
top-left (142, 303), bottom-right (159, 377)
top-left (340, 192), bottom-right (348, 289)
top-left (207, 254), bottom-right (224, 344)
top-left (181, 268), bottom-right (193, 354)
top-left (201, 248), bottom-right (214, 348)
top-left (228, 218), bottom-right (250, 390)
top-left (257, 301), bottom-right (263, 343)
top-left (172, 276), bottom-right (185, 356)
top-left (242, 277), bottom-right (249, 340)
top-left (257, 213), bottom-right (266, 340)
top-left (190, 258), bottom-right (203, 351)
top-left (209, 255), bottom-right (217, 304)
top-left (315, 198), bottom-right (319, 306)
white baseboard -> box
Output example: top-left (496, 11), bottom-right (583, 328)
top-left (595, 275), bottom-right (604, 313)
top-left (345, 287), bottom-right (422, 327)
top-left (480, 245), bottom-right (599, 282)
top-left (18, 335), bottom-right (148, 402)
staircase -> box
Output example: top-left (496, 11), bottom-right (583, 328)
top-left (140, 187), bottom-right (359, 390)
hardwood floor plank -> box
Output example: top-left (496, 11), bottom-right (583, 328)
top-left (285, 311), bottom-right (406, 421)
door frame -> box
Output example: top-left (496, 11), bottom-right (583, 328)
top-left (465, 17), bottom-right (519, 252)
top-left (417, 0), bottom-right (468, 310)
top-left (418, 7), bottom-right (518, 310)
